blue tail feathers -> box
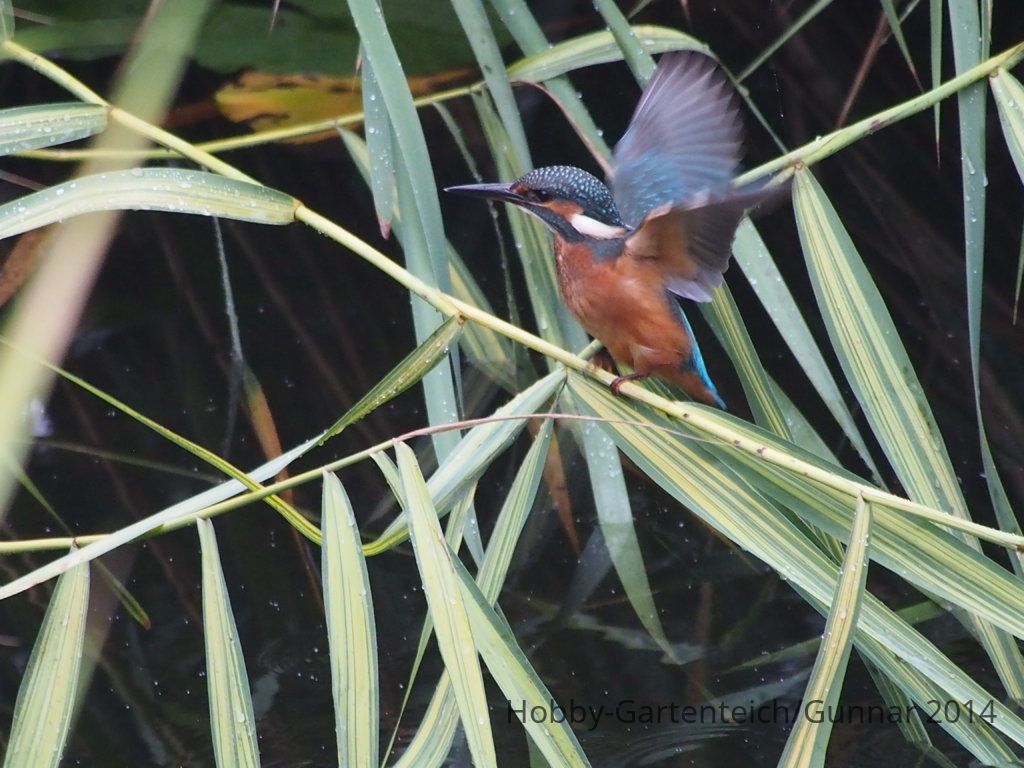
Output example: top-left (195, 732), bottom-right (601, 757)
top-left (674, 301), bottom-right (727, 409)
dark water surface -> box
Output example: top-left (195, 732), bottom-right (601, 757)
top-left (2, 1), bottom-right (1024, 766)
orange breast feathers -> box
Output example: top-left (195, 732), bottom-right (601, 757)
top-left (554, 238), bottom-right (693, 376)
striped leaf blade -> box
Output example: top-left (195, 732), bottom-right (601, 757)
top-left (321, 472), bottom-right (379, 768)
top-left (0, 103), bottom-right (107, 156)
top-left (197, 518), bottom-right (260, 768)
top-left (0, 168), bottom-right (296, 241)
top-left (792, 168), bottom-right (1024, 698)
top-left (778, 497), bottom-right (872, 767)
top-left (395, 442), bottom-right (497, 768)
top-left (3, 558), bottom-right (89, 768)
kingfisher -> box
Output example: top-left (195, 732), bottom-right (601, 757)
top-left (447, 51), bottom-right (780, 408)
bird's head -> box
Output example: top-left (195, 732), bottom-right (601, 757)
top-left (446, 165), bottom-right (629, 242)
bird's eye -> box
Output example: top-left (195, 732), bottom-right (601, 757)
top-left (531, 189), bottom-right (552, 203)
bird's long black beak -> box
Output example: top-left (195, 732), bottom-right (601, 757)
top-left (444, 182), bottom-right (524, 204)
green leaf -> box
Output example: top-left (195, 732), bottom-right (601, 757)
top-left (366, 368), bottom-right (565, 554)
top-left (566, 373), bottom-right (1024, 761)
top-left (701, 283), bottom-right (790, 437)
top-left (732, 220), bottom-right (880, 480)
top-left (395, 442), bottom-right (497, 768)
top-left (321, 472), bottom-right (379, 768)
top-left (591, 0), bottom-right (654, 82)
top-left (792, 169), bottom-right (1024, 699)
top-left (392, 421), bottom-right (553, 766)
top-left (3, 558), bottom-right (89, 768)
top-left (0, 432), bottom-right (322, 601)
top-left (506, 25), bottom-right (703, 83)
top-left (0, 103), bottom-right (107, 156)
top-left (0, 0), bottom-right (12, 41)
top-left (778, 497), bottom-right (871, 767)
top-left (452, 558), bottom-right (592, 768)
top-left (361, 55), bottom-right (395, 237)
top-left (197, 518), bottom-right (260, 768)
top-left (451, 0), bottom-right (531, 165)
top-left (339, 127), bottom-right (515, 387)
top-left (0, 168), bottom-right (296, 241)
top-left (992, 68), bottom-right (1024, 186)
top-left (878, 0), bottom-right (919, 84)
top-left (321, 316), bottom-right (463, 443)
top-left (487, 0), bottom-right (612, 160)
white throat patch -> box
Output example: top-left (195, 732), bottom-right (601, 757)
top-left (569, 213), bottom-right (627, 240)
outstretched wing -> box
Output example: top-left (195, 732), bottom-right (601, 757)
top-left (625, 184), bottom-right (778, 302)
top-left (610, 51), bottom-right (743, 228)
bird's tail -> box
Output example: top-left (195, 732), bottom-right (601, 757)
top-left (669, 304), bottom-right (727, 409)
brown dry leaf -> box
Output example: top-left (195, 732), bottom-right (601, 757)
top-left (215, 68), bottom-right (469, 144)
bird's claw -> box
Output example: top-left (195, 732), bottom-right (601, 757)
top-left (610, 372), bottom-right (645, 396)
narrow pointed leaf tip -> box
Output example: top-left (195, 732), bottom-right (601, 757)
top-left (321, 316), bottom-right (462, 443)
top-left (4, 559), bottom-right (89, 768)
top-left (0, 168), bottom-right (297, 241)
top-left (395, 442), bottom-right (497, 768)
top-left (197, 519), bottom-right (261, 767)
top-left (322, 472), bottom-right (379, 768)
top-left (0, 103), bottom-right (107, 157)
top-left (779, 496), bottom-right (872, 765)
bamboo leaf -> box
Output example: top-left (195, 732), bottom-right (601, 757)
top-left (709, 410), bottom-right (1024, 640)
top-left (0, 103), bottom-right (107, 156)
top-left (344, 0), bottom-right (450, 296)
top-left (732, 220), bottom-right (880, 480)
top-left (0, 433), bottom-right (320, 601)
top-left (0, 168), bottom-right (296, 241)
top-left (347, 0), bottom-right (462, 466)
top-left (701, 283), bottom-right (790, 437)
top-left (991, 68), bottom-right (1024, 186)
top-left (778, 497), bottom-right (872, 767)
top-left (879, 0), bottom-right (919, 83)
top-left (451, 0), bottom-right (531, 165)
top-left (0, 0), bottom-right (12, 41)
top-left (321, 316), bottom-right (462, 443)
top-left (3, 558), bottom-right (89, 768)
top-left (566, 373), bottom-right (1024, 760)
top-left (452, 558), bottom-right (591, 768)
top-left (506, 25), bottom-right (703, 84)
top-left (392, 421), bottom-right (552, 766)
top-left (7, 341), bottom-right (319, 542)
top-left (592, 0), bottom-right (654, 82)
top-left (487, 0), bottom-right (612, 160)
top-left (366, 368), bottom-right (564, 554)
top-left (197, 518), bottom-right (260, 768)
top-left (339, 128), bottom-right (515, 388)
top-left (361, 55), bottom-right (395, 237)
top-left (395, 442), bottom-right (497, 768)
top-left (792, 169), bottom-right (1024, 698)
top-left (930, 0), bottom-right (942, 145)
top-left (321, 472), bottom-right (378, 768)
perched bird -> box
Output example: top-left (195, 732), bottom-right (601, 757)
top-left (447, 52), bottom-right (780, 407)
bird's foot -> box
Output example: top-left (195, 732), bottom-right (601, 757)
top-left (610, 372), bottom-right (647, 396)
top-left (586, 350), bottom-right (617, 376)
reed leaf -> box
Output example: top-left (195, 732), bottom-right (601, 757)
top-left (2, 559), bottom-right (89, 768)
top-left (0, 168), bottom-right (296, 241)
top-left (0, 103), bottom-right (107, 156)
top-left (197, 518), bottom-right (260, 768)
top-left (792, 168), bottom-right (1024, 698)
top-left (778, 497), bottom-right (872, 767)
top-left (395, 442), bottom-right (497, 768)
top-left (321, 472), bottom-right (379, 768)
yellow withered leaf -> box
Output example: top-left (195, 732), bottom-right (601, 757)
top-left (215, 69), bottom-right (468, 143)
